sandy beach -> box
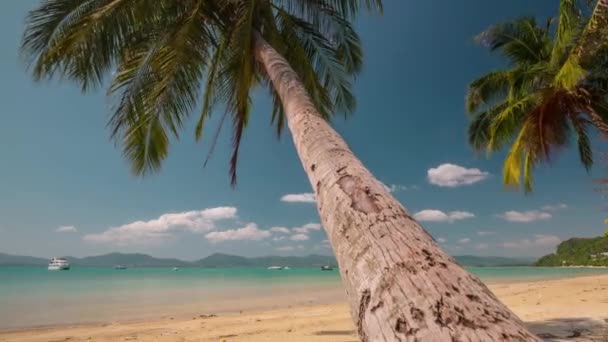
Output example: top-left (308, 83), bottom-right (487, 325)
top-left (1, 275), bottom-right (608, 342)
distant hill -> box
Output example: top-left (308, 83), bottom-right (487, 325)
top-left (0, 252), bottom-right (334, 268)
top-left (0, 252), bottom-right (532, 268)
top-left (64, 253), bottom-right (190, 267)
top-left (536, 236), bottom-right (608, 266)
top-left (195, 253), bottom-right (255, 268)
top-left (454, 255), bottom-right (533, 267)
top-left (0, 253), bottom-right (47, 266)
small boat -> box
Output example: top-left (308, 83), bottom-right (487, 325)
top-left (113, 265), bottom-right (127, 270)
top-left (172, 267), bottom-right (180, 271)
top-left (283, 266), bottom-right (291, 270)
top-left (48, 257), bottom-right (70, 271)
top-left (320, 265), bottom-right (334, 271)
top-left (267, 266), bottom-right (284, 270)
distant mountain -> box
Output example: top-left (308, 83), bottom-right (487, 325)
top-left (454, 255), bottom-right (534, 267)
top-left (0, 252), bottom-right (532, 268)
top-left (195, 253), bottom-right (254, 268)
top-left (0, 253), bottom-right (47, 266)
top-left (64, 253), bottom-right (190, 267)
top-left (195, 253), bottom-right (335, 268)
top-left (536, 236), bottom-right (608, 266)
top-left (0, 252), bottom-right (333, 268)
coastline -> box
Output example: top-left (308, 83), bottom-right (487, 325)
top-left (1, 274), bottom-right (608, 341)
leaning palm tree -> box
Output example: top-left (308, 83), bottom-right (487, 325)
top-left (467, 0), bottom-right (608, 192)
top-left (22, 0), bottom-right (538, 340)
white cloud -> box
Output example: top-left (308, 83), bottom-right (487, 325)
top-left (382, 183), bottom-right (408, 193)
top-left (475, 243), bottom-right (489, 250)
top-left (437, 237), bottom-right (447, 243)
top-left (56, 225), bottom-right (78, 233)
top-left (276, 246), bottom-right (295, 252)
top-left (413, 210), bottom-right (475, 223)
top-left (477, 231), bottom-right (495, 236)
top-left (290, 233), bottom-right (309, 241)
top-left (296, 245), bottom-right (305, 250)
top-left (83, 207), bottom-right (237, 245)
top-left (541, 203), bottom-right (568, 211)
top-left (281, 193), bottom-right (316, 203)
top-left (205, 223), bottom-right (271, 243)
top-left (273, 236), bottom-right (286, 242)
top-left (292, 223), bottom-right (322, 234)
top-left (503, 234), bottom-right (561, 249)
top-left (270, 227), bottom-right (290, 234)
top-left (498, 210), bottom-right (552, 223)
top-left (458, 238), bottom-right (471, 244)
top-left (427, 163), bottom-right (490, 187)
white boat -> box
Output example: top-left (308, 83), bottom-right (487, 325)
top-left (283, 266), bottom-right (291, 270)
top-left (172, 267), bottom-right (180, 271)
top-left (321, 265), bottom-right (334, 271)
top-left (267, 266), bottom-right (283, 270)
top-left (113, 265), bottom-right (127, 270)
top-left (48, 257), bottom-right (70, 271)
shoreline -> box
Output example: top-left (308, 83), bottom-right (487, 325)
top-left (1, 271), bottom-right (607, 331)
top-left (1, 274), bottom-right (608, 341)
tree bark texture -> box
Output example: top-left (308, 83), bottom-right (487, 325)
top-left (254, 32), bottom-right (540, 342)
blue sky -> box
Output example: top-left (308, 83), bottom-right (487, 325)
top-left (0, 0), bottom-right (606, 260)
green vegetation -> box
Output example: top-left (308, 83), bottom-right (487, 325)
top-left (466, 0), bottom-right (608, 192)
top-left (536, 236), bottom-right (608, 266)
top-left (20, 0), bottom-right (379, 184)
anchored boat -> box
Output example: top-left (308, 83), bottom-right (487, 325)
top-left (48, 257), bottom-right (70, 271)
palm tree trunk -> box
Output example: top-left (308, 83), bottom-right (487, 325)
top-left (253, 32), bottom-right (539, 342)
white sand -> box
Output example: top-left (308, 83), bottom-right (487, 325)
top-left (1, 275), bottom-right (608, 341)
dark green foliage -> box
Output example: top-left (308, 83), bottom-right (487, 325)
top-left (536, 236), bottom-right (608, 266)
top-left (20, 0), bottom-right (382, 185)
top-left (467, 1), bottom-right (608, 192)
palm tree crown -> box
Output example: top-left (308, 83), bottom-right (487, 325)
top-left (466, 0), bottom-right (608, 192)
top-left (21, 0), bottom-right (381, 185)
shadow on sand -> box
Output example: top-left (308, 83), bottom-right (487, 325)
top-left (527, 317), bottom-right (607, 341)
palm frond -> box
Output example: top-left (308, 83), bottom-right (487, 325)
top-left (224, 0), bottom-right (257, 186)
top-left (274, 6), bottom-right (355, 115)
top-left (554, 55), bottom-right (586, 89)
top-left (551, 0), bottom-right (583, 67)
top-left (476, 17), bottom-right (549, 65)
top-left (108, 0), bottom-right (211, 175)
top-left (488, 94), bottom-right (537, 151)
top-left (21, 0), bottom-right (157, 91)
top-left (575, 0), bottom-right (608, 61)
top-left (587, 104), bottom-right (608, 135)
top-left (522, 149), bottom-right (534, 193)
top-left (570, 114), bottom-right (594, 171)
top-left (503, 124), bottom-right (528, 188)
top-left (196, 33), bottom-right (229, 142)
top-left (22, 0), bottom-right (380, 184)
top-left (274, 0), bottom-right (382, 22)
top-left (468, 102), bottom-right (506, 151)
top-left (466, 70), bottom-right (511, 113)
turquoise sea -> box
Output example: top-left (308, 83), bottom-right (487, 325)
top-left (2, 266), bottom-right (608, 329)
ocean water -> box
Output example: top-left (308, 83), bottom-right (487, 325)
top-left (1, 266), bottom-right (608, 329)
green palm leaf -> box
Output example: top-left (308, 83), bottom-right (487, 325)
top-left (22, 0), bottom-right (372, 184)
top-left (467, 0), bottom-right (608, 192)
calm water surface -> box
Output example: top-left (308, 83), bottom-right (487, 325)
top-left (1, 266), bottom-right (607, 329)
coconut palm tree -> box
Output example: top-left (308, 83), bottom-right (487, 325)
top-left (21, 0), bottom-right (538, 340)
top-left (467, 0), bottom-right (608, 192)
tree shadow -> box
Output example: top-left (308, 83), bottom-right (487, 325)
top-left (313, 330), bottom-right (356, 336)
top-left (527, 317), bottom-right (607, 341)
